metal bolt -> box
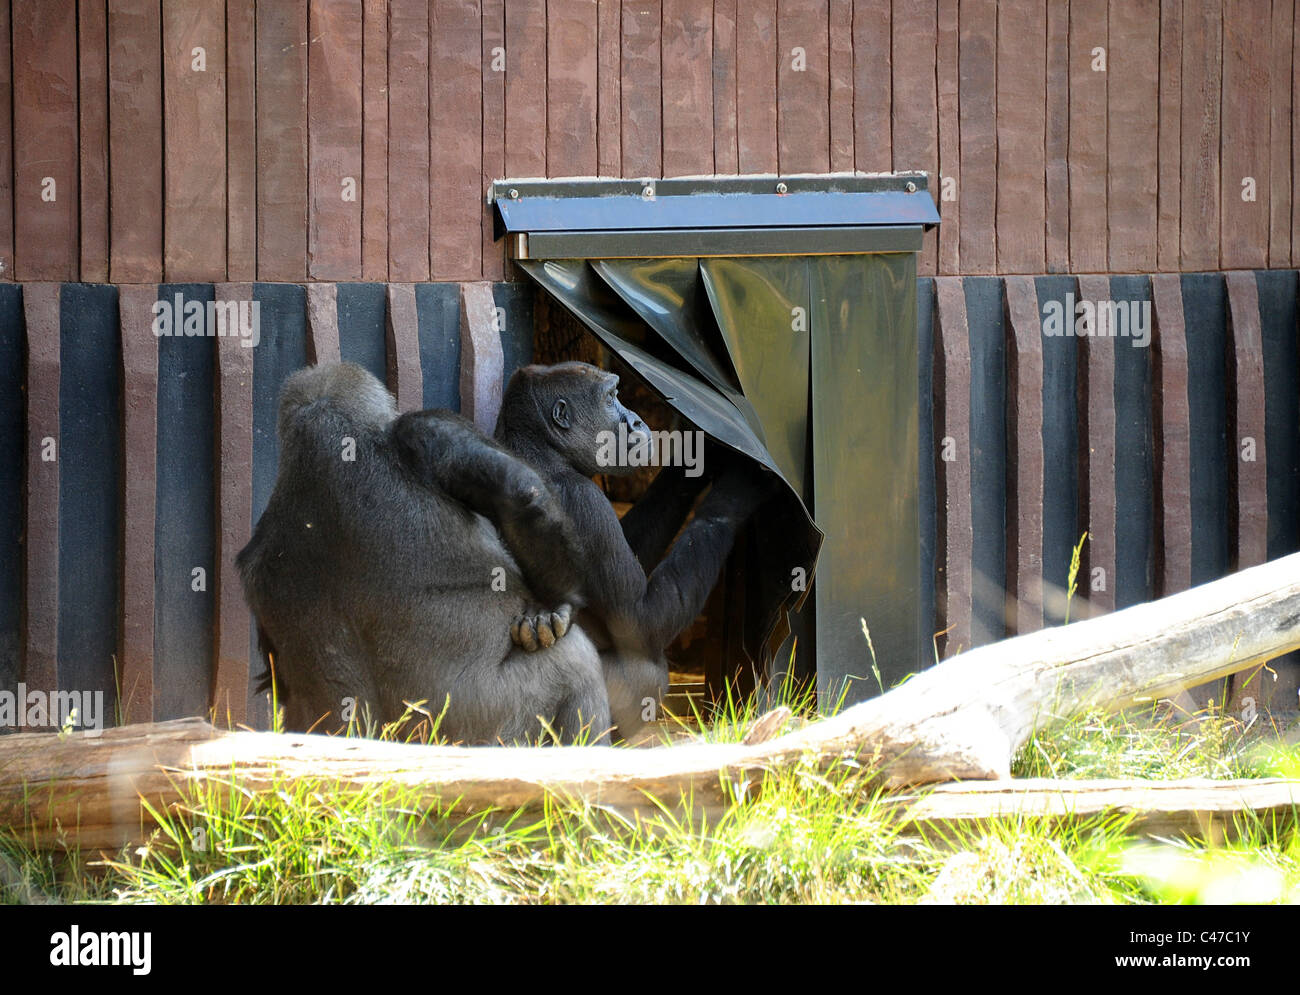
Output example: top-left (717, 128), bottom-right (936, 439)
top-left (905, 181), bottom-right (917, 193)
top-left (508, 188), bottom-right (519, 199)
top-left (775, 181), bottom-right (788, 194)
top-left (642, 184), bottom-right (655, 198)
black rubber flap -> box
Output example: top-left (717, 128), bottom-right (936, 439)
top-left (518, 258), bottom-right (822, 668)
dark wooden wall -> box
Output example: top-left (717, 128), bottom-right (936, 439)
top-left (0, 279), bottom-right (536, 728)
top-left (3, 271), bottom-right (1297, 727)
top-left (0, 0), bottom-right (1297, 284)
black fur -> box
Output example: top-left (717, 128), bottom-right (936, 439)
top-left (237, 362), bottom-right (609, 743)
top-left (239, 360), bottom-right (768, 744)
top-left (489, 363), bottom-right (772, 736)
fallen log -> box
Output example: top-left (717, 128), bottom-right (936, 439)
top-left (2, 552), bottom-right (1299, 849)
top-left (887, 777), bottom-right (1300, 843)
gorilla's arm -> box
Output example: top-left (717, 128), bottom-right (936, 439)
top-left (616, 464), bottom-right (711, 571)
top-left (392, 409), bottom-right (586, 610)
top-left (569, 464), bottom-right (769, 657)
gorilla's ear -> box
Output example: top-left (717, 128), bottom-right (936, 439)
top-left (551, 398), bottom-right (571, 430)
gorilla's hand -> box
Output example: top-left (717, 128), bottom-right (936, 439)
top-left (702, 452), bottom-right (780, 525)
top-left (510, 603), bottom-right (573, 652)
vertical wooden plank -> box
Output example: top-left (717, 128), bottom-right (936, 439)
top-left (598, 0), bottom-right (623, 177)
top-left (548, 0), bottom-right (598, 177)
top-left (1068, 0), bottom-right (1107, 273)
top-left (1156, 0), bottom-right (1181, 271)
top-left (505, 0), bottom-right (546, 177)
top-left (415, 283), bottom-right (462, 409)
top-left (1268, 0), bottom-right (1292, 267)
top-left (893, 0), bottom-right (937, 273)
top-left (308, 0), bottom-right (363, 280)
top-left (306, 282), bottom-right (341, 365)
top-left (958, 0), bottom-right (996, 274)
top-left (336, 282), bottom-right (388, 377)
top-left (213, 283), bottom-right (254, 726)
top-left (227, 0), bottom-right (257, 281)
top-left (1003, 276), bottom-right (1044, 635)
top-left (459, 282), bottom-right (505, 433)
top-left (736, 0), bottom-right (777, 173)
top-left (936, 0), bottom-right (958, 275)
top-left (933, 277), bottom-right (972, 657)
top-left (362, 0), bottom-right (389, 281)
top-left (1045, 0), bottom-right (1070, 273)
top-left (153, 284), bottom-right (215, 722)
top-left (1180, 0), bottom-right (1220, 272)
top-left (23, 283), bottom-right (59, 703)
top-left (431, 0), bottom-right (483, 280)
top-left (852, 0), bottom-right (889, 173)
top-left (1151, 273), bottom-right (1192, 595)
top-left (964, 277), bottom-right (1006, 646)
top-left (621, 0), bottom-right (662, 177)
top-left (79, 0), bottom-right (110, 283)
top-left (118, 285), bottom-right (158, 723)
top-left (482, 0), bottom-right (506, 280)
top-left (995, 0), bottom-right (1046, 274)
top-left (1294, 4), bottom-right (1300, 267)
top-left (163, 0), bottom-right (227, 281)
top-left (256, 0), bottom-right (308, 282)
top-left (0, 0), bottom-right (11, 279)
top-left (1107, 0), bottom-right (1158, 272)
top-left (57, 285), bottom-right (121, 722)
top-left (12, 0), bottom-right (78, 281)
top-left (1076, 274), bottom-right (1116, 616)
top-left (108, 0), bottom-right (163, 283)
top-left (712, 0), bottom-right (739, 174)
top-left (0, 287), bottom-right (21, 691)
top-left (387, 0), bottom-right (430, 280)
top-left (385, 283), bottom-right (424, 412)
top-left (1038, 274), bottom-right (1080, 620)
top-left (663, 0), bottom-right (714, 176)
top-left (1225, 271), bottom-right (1268, 569)
top-left (777, 0), bottom-right (829, 175)
top-left (828, 0), bottom-right (853, 172)
top-left (1219, 0), bottom-right (1269, 270)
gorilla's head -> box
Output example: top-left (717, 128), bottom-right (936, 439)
top-left (499, 362), bottom-right (655, 477)
top-left (277, 362), bottom-right (399, 454)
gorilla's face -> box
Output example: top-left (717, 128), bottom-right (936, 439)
top-left (545, 365), bottom-right (655, 477)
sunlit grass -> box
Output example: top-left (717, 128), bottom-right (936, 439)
top-left (1012, 700), bottom-right (1289, 781)
top-left (2, 677), bottom-right (1297, 905)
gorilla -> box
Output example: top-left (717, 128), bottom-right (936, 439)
top-left (239, 360), bottom-right (767, 743)
top-left (487, 361), bottom-right (770, 734)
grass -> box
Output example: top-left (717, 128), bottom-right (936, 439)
top-left (2, 679), bottom-right (1298, 906)
top-left (1011, 700), bottom-right (1289, 782)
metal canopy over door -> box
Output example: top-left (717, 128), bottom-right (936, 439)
top-left (495, 175), bottom-right (939, 706)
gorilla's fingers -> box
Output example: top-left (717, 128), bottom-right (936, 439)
top-left (511, 614), bottom-right (541, 652)
top-left (520, 623), bottom-right (540, 651)
top-left (536, 618), bottom-right (557, 648)
top-left (510, 603), bottom-right (573, 652)
top-left (551, 604), bottom-right (572, 640)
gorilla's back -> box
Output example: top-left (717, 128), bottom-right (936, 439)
top-left (238, 364), bottom-right (531, 726)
